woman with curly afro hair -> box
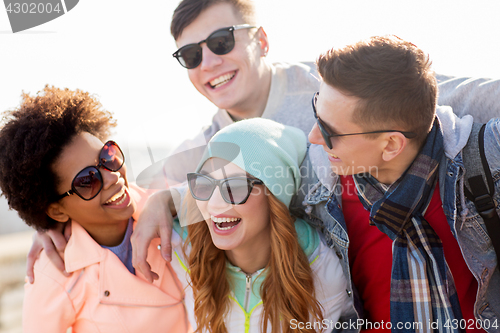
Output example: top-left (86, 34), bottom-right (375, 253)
top-left (0, 86), bottom-right (191, 333)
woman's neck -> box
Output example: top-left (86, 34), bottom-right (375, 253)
top-left (225, 242), bottom-right (271, 275)
top-left (86, 218), bottom-right (130, 247)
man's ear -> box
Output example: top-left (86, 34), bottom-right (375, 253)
top-left (381, 132), bottom-right (407, 162)
top-left (46, 203), bottom-right (70, 223)
top-left (257, 27), bottom-right (269, 56)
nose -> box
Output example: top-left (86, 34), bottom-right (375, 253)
top-left (101, 168), bottom-right (120, 190)
top-left (308, 123), bottom-right (325, 146)
top-left (199, 43), bottom-right (223, 71)
top-left (206, 185), bottom-right (232, 213)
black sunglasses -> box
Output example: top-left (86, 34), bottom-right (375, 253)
top-left (172, 24), bottom-right (256, 69)
top-left (312, 92), bottom-right (417, 149)
top-left (55, 141), bottom-right (125, 201)
top-left (187, 172), bottom-right (264, 205)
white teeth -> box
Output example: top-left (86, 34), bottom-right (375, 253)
top-left (211, 215), bottom-right (241, 231)
top-left (113, 194), bottom-right (127, 205)
top-left (329, 153), bottom-right (339, 159)
top-left (215, 224), bottom-right (235, 231)
top-left (105, 188), bottom-right (126, 205)
top-left (211, 216), bottom-right (240, 223)
top-left (209, 72), bottom-right (235, 88)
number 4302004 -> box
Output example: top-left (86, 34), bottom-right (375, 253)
top-left (6, 2), bottom-right (62, 14)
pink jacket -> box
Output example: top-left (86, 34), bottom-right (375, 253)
top-left (23, 184), bottom-right (191, 333)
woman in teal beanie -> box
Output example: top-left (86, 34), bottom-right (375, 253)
top-left (171, 118), bottom-right (352, 333)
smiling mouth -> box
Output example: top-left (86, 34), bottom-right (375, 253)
top-left (208, 72), bottom-right (235, 89)
top-left (329, 153), bottom-right (340, 159)
top-left (212, 216), bottom-right (241, 230)
top-left (104, 188), bottom-right (127, 206)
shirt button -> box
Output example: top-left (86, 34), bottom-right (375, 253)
top-left (346, 290), bottom-right (352, 296)
top-left (104, 290), bottom-right (110, 297)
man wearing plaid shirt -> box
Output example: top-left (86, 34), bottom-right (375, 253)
top-left (302, 35), bottom-right (499, 332)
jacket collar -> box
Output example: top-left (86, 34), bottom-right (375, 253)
top-left (63, 184), bottom-right (183, 306)
top-left (64, 183), bottom-right (145, 272)
top-left (64, 221), bottom-right (105, 272)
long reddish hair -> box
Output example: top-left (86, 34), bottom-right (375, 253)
top-left (183, 190), bottom-right (324, 332)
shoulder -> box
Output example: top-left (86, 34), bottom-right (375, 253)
top-left (296, 218), bottom-right (344, 283)
top-left (24, 251), bottom-right (79, 331)
top-left (272, 61), bottom-right (319, 89)
top-left (171, 219), bottom-right (190, 272)
top-left (272, 61), bottom-right (316, 74)
top-left (32, 251), bottom-right (72, 284)
top-left (483, 118), bottom-right (500, 174)
top-left (27, 250), bottom-right (87, 299)
top-left (294, 218), bottom-right (319, 259)
top-left (159, 109), bottom-right (235, 184)
top-left (294, 218), bottom-right (340, 270)
top-left (307, 228), bottom-right (352, 321)
top-left (484, 117), bottom-right (500, 137)
top-left (460, 119), bottom-right (500, 173)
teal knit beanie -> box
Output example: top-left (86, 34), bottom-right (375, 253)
top-left (196, 118), bottom-right (307, 208)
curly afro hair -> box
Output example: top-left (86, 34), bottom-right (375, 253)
top-left (0, 85), bottom-right (117, 231)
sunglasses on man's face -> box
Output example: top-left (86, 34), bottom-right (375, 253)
top-left (55, 141), bottom-right (125, 201)
top-left (187, 172), bottom-right (263, 205)
top-left (172, 24), bottom-right (256, 69)
top-left (312, 92), bottom-right (417, 149)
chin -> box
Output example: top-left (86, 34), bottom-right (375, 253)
top-left (211, 240), bottom-right (234, 251)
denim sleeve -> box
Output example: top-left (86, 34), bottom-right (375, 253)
top-left (484, 118), bottom-right (500, 176)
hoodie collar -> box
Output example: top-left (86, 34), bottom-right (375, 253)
top-left (435, 105), bottom-right (473, 159)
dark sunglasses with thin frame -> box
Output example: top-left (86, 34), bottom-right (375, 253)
top-left (312, 92), bottom-right (417, 149)
top-left (187, 172), bottom-right (263, 205)
top-left (173, 24), bottom-right (256, 69)
top-left (55, 141), bottom-right (125, 202)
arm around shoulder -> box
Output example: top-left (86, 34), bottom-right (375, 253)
top-left (437, 75), bottom-right (500, 122)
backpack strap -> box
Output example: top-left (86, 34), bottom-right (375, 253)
top-left (462, 123), bottom-right (500, 267)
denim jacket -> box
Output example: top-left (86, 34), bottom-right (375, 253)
top-left (290, 107), bottom-right (500, 332)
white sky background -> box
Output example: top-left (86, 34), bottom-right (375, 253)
top-left (1, 0), bottom-right (500, 231)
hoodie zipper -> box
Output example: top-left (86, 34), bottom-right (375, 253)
top-left (244, 273), bottom-right (252, 312)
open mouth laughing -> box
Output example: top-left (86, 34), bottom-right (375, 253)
top-left (208, 72), bottom-right (236, 89)
top-left (104, 187), bottom-right (127, 206)
top-left (211, 215), bottom-right (241, 231)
